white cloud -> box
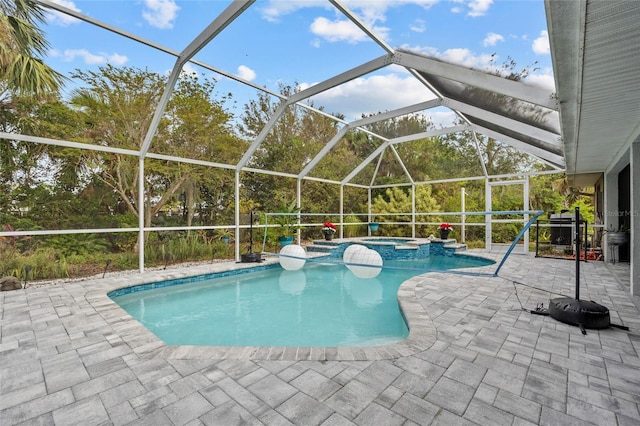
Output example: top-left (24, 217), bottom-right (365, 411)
top-left (108, 53), bottom-right (128, 66)
top-left (260, 0), bottom-right (328, 23)
top-left (440, 48), bottom-right (495, 69)
top-left (532, 30), bottom-right (550, 54)
top-left (524, 68), bottom-right (555, 91)
top-left (142, 0), bottom-right (180, 29)
top-left (56, 49), bottom-right (128, 65)
top-left (236, 65), bottom-right (256, 82)
top-left (180, 63), bottom-right (198, 77)
top-left (468, 0), bottom-right (493, 17)
top-left (310, 17), bottom-right (370, 44)
top-left (483, 32), bottom-right (504, 47)
top-left (307, 73), bottom-right (437, 120)
top-left (46, 0), bottom-right (81, 26)
top-left (410, 19), bottom-right (426, 33)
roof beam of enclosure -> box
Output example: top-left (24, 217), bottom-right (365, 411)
top-left (444, 98), bottom-right (563, 150)
top-left (394, 51), bottom-right (557, 109)
top-left (390, 144), bottom-right (415, 184)
top-left (285, 54), bottom-right (392, 106)
top-left (331, 0), bottom-right (394, 52)
top-left (38, 1), bottom-right (356, 133)
top-left (331, 0), bottom-right (447, 111)
top-left (236, 101), bottom-right (289, 171)
top-left (298, 99), bottom-right (443, 179)
top-left (36, 0), bottom-right (176, 54)
top-left (1, 132), bottom-right (241, 171)
top-left (388, 124), bottom-right (469, 145)
top-left (342, 126), bottom-right (465, 185)
top-left (140, 0), bottom-right (255, 158)
top-left (297, 126), bottom-right (350, 179)
top-left (472, 131), bottom-right (489, 177)
top-left (370, 149), bottom-right (386, 187)
top-left (248, 55), bottom-right (392, 176)
top-left (470, 124), bottom-right (565, 168)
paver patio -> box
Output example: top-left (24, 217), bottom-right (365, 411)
top-left (1, 251), bottom-right (638, 425)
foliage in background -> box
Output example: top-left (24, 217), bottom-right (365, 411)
top-left (0, 54), bottom-right (595, 280)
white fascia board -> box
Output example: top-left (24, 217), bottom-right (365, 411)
top-left (236, 102), bottom-right (289, 170)
top-left (471, 124), bottom-right (565, 168)
top-left (177, 1), bottom-right (254, 66)
top-left (395, 51), bottom-right (557, 109)
top-left (286, 55), bottom-right (392, 105)
top-left (445, 98), bottom-right (562, 149)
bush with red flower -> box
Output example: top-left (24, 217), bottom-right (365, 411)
top-left (322, 221), bottom-right (337, 235)
top-left (438, 223), bottom-right (452, 232)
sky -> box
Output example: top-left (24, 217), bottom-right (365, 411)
top-left (40, 0), bottom-right (554, 125)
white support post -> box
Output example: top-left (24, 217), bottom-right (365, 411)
top-left (138, 158), bottom-right (145, 273)
top-left (296, 179), bottom-right (302, 245)
top-left (461, 187), bottom-right (466, 243)
top-left (234, 171), bottom-right (240, 262)
top-left (340, 185), bottom-right (344, 239)
top-left (368, 187), bottom-right (373, 235)
top-left (411, 184), bottom-right (416, 238)
top-left (604, 171), bottom-right (619, 262)
top-left (631, 140), bottom-right (639, 295)
top-left (485, 179), bottom-right (492, 251)
top-left (524, 176), bottom-right (530, 254)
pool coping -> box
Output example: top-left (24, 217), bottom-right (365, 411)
top-left (89, 252), bottom-right (498, 361)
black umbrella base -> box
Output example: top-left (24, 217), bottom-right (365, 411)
top-left (549, 297), bottom-right (610, 330)
top-left (240, 252), bottom-right (262, 263)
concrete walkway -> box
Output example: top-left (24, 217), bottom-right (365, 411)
top-left (1, 252), bottom-right (638, 425)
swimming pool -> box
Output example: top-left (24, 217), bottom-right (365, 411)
top-left (110, 254), bottom-right (493, 347)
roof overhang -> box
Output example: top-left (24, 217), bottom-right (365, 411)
top-left (546, 0), bottom-right (640, 179)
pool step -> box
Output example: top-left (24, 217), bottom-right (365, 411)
top-left (444, 243), bottom-right (467, 251)
top-left (306, 242), bottom-right (340, 254)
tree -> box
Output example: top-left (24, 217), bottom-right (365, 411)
top-left (238, 83), bottom-right (339, 212)
top-left (370, 185), bottom-right (441, 236)
top-left (0, 0), bottom-right (65, 104)
top-left (71, 65), bottom-right (241, 245)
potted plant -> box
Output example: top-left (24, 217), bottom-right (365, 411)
top-left (438, 223), bottom-right (453, 239)
top-left (275, 201), bottom-right (301, 247)
top-left (368, 222), bottom-right (379, 232)
top-left (604, 225), bottom-right (629, 246)
top-left (215, 227), bottom-right (233, 243)
top-left (322, 221), bottom-right (337, 240)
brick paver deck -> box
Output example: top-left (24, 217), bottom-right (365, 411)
top-left (1, 251), bottom-right (638, 425)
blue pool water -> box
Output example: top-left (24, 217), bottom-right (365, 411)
top-left (111, 255), bottom-right (493, 347)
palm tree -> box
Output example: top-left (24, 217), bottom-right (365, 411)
top-left (0, 0), bottom-right (65, 102)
